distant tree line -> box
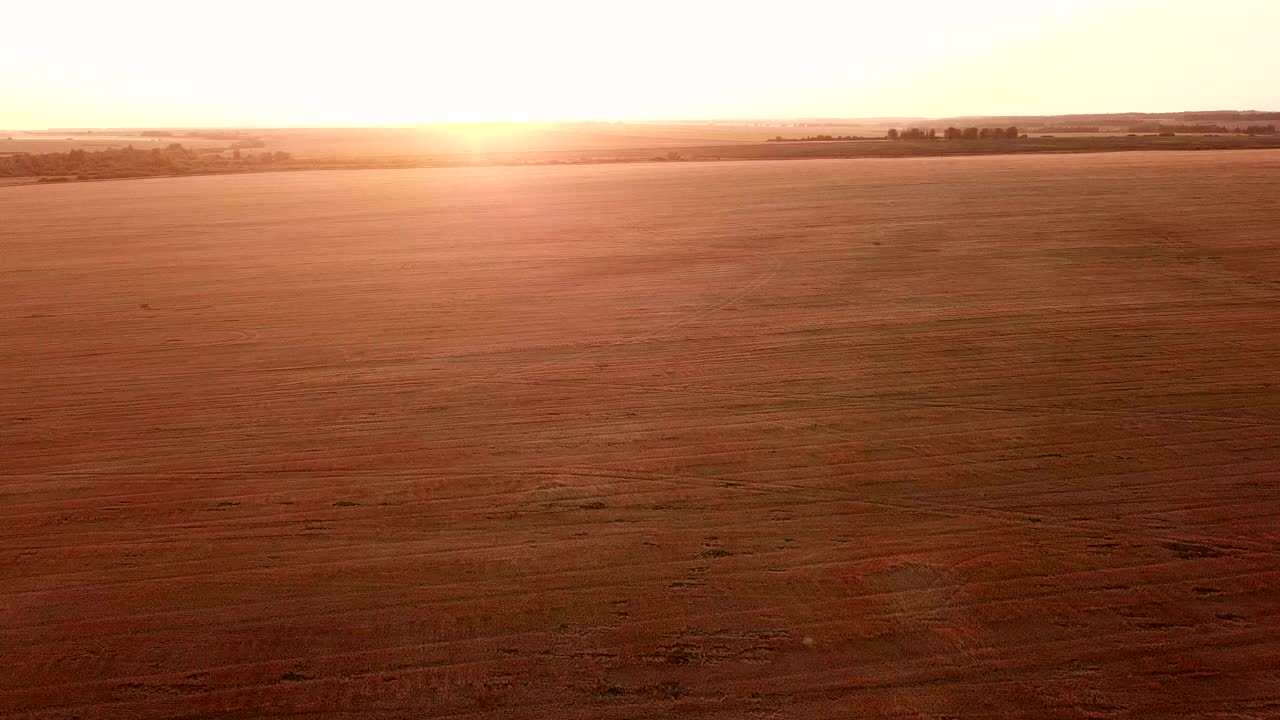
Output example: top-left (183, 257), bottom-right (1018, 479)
top-left (1127, 123), bottom-right (1276, 134)
top-left (888, 128), bottom-right (936, 140)
top-left (767, 134), bottom-right (870, 142)
top-left (887, 126), bottom-right (1020, 140)
top-left (933, 111), bottom-right (1280, 127)
top-left (0, 144), bottom-right (293, 179)
top-left (1029, 126), bottom-right (1101, 133)
top-left (1172, 112), bottom-right (1280, 122)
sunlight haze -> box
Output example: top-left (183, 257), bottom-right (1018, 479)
top-left (7, 0), bottom-right (1280, 717)
top-left (3, 0), bottom-right (1278, 127)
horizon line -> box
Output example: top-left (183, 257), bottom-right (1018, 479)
top-left (6, 108), bottom-right (1279, 133)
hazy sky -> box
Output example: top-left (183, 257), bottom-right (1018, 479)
top-left (4, 0), bottom-right (1277, 128)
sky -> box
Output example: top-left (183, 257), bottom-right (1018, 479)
top-left (3, 0), bottom-right (1278, 129)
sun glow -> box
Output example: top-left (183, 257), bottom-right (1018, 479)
top-left (2, 0), bottom-right (1278, 129)
top-left (431, 123), bottom-right (555, 140)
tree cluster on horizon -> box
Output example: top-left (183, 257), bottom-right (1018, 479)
top-left (887, 126), bottom-right (1020, 140)
top-left (767, 134), bottom-right (870, 142)
top-left (0, 144), bottom-right (292, 179)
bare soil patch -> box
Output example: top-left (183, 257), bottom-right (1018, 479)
top-left (3, 150), bottom-right (1280, 718)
